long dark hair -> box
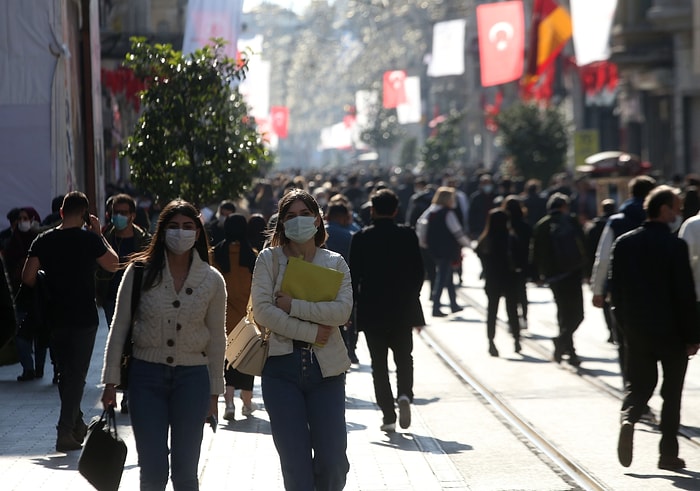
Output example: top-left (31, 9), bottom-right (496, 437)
top-left (477, 208), bottom-right (510, 256)
top-left (130, 199), bottom-right (210, 290)
top-left (213, 214), bottom-right (256, 273)
top-left (269, 189), bottom-right (327, 247)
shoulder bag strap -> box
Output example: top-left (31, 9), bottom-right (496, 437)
top-left (125, 263), bottom-right (144, 348)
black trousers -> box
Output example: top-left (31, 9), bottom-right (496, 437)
top-left (363, 326), bottom-right (414, 425)
top-left (549, 272), bottom-right (584, 353)
top-left (51, 325), bottom-right (97, 434)
top-left (621, 338), bottom-right (688, 458)
top-left (485, 281), bottom-right (520, 342)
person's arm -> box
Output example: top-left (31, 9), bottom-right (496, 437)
top-left (205, 270), bottom-right (227, 407)
top-left (590, 222), bottom-right (614, 304)
top-left (21, 256), bottom-right (40, 287)
top-left (445, 209), bottom-right (470, 247)
top-left (101, 264), bottom-right (137, 408)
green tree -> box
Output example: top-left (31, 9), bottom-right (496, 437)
top-left (495, 103), bottom-right (568, 184)
top-left (121, 38), bottom-right (272, 206)
top-left (419, 109), bottom-right (465, 173)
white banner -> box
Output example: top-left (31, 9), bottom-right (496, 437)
top-left (355, 89), bottom-right (378, 130)
top-left (427, 19), bottom-right (466, 77)
top-left (571, 0), bottom-right (617, 66)
top-left (239, 59), bottom-right (270, 119)
top-left (182, 0), bottom-right (244, 58)
top-left (397, 76), bottom-right (421, 124)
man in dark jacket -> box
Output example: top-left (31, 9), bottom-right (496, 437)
top-left (349, 189), bottom-right (425, 432)
top-left (531, 193), bottom-right (588, 366)
top-left (610, 185), bottom-right (700, 471)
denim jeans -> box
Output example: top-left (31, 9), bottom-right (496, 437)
top-left (51, 325), bottom-right (97, 435)
top-left (363, 326), bottom-right (414, 424)
top-left (262, 349), bottom-right (349, 491)
top-left (128, 358), bottom-right (210, 491)
top-left (431, 258), bottom-right (458, 311)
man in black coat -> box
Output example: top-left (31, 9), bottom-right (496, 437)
top-left (349, 189), bottom-right (425, 432)
top-left (610, 185), bottom-right (700, 471)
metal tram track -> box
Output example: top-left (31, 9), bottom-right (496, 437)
top-left (454, 288), bottom-right (700, 451)
top-left (419, 287), bottom-right (700, 490)
top-left (420, 327), bottom-right (608, 491)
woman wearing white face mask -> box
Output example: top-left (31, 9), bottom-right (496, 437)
top-left (251, 189), bottom-right (353, 491)
top-left (101, 199), bottom-right (226, 491)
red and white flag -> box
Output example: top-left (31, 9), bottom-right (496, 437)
top-left (270, 106), bottom-right (289, 139)
top-left (477, 1), bottom-right (525, 87)
top-left (383, 70), bottom-right (407, 109)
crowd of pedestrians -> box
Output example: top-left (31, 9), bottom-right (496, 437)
top-left (3, 166), bottom-right (700, 488)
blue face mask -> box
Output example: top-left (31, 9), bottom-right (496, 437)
top-left (111, 214), bottom-right (129, 231)
top-left (284, 215), bottom-right (318, 244)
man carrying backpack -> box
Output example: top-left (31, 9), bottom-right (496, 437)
top-left (531, 192), bottom-right (588, 366)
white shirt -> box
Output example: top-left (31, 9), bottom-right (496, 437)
top-left (679, 214), bottom-right (700, 298)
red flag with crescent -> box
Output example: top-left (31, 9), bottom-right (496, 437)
top-left (383, 70), bottom-right (407, 109)
top-left (270, 106), bottom-right (289, 139)
top-left (477, 1), bottom-right (525, 87)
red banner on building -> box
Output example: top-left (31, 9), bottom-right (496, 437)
top-left (477, 1), bottom-right (525, 87)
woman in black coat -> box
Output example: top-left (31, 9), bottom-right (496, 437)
top-left (475, 209), bottom-right (521, 356)
top-left (503, 196), bottom-right (532, 330)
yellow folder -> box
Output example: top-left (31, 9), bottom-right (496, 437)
top-left (280, 256), bottom-right (343, 302)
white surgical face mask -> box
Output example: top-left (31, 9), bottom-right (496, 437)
top-left (17, 220), bottom-right (32, 232)
top-left (284, 215), bottom-right (318, 244)
top-left (165, 229), bottom-right (197, 255)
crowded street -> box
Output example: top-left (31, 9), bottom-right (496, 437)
top-left (2, 251), bottom-right (699, 490)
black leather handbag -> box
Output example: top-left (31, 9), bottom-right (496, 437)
top-left (78, 406), bottom-right (128, 491)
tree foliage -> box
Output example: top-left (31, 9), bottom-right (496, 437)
top-left (121, 37), bottom-right (271, 206)
top-left (495, 103), bottom-right (568, 184)
top-left (419, 110), bottom-right (465, 173)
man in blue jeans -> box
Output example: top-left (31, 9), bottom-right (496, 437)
top-left (22, 191), bottom-right (118, 452)
top-left (349, 189), bottom-right (425, 431)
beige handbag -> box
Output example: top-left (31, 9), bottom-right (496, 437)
top-left (224, 300), bottom-right (270, 376)
top-left (224, 248), bottom-right (279, 376)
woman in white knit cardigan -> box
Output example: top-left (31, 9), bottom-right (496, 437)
top-left (101, 199), bottom-right (226, 491)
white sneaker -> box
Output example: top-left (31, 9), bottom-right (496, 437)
top-left (223, 404), bottom-right (235, 421)
top-left (398, 395), bottom-right (411, 429)
top-left (380, 422), bottom-right (396, 432)
top-left (241, 401), bottom-right (258, 417)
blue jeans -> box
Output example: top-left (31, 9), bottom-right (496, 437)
top-left (262, 349), bottom-right (349, 491)
top-left (431, 258), bottom-right (458, 311)
top-left (128, 359), bottom-right (210, 491)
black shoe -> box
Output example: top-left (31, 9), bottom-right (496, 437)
top-left (658, 455), bottom-right (686, 471)
top-left (617, 421), bottom-right (634, 467)
top-left (450, 305), bottom-right (463, 313)
top-left (56, 433), bottom-right (82, 452)
top-left (432, 310), bottom-right (447, 317)
top-left (72, 420), bottom-right (88, 444)
top-left (567, 353), bottom-right (581, 367)
top-left (488, 341), bottom-right (499, 357)
top-left (552, 339), bottom-right (563, 363)
top-left (17, 369), bottom-right (36, 382)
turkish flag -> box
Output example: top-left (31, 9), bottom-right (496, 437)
top-left (383, 70), bottom-right (407, 108)
top-left (270, 106), bottom-right (289, 138)
top-left (477, 1), bottom-right (525, 87)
